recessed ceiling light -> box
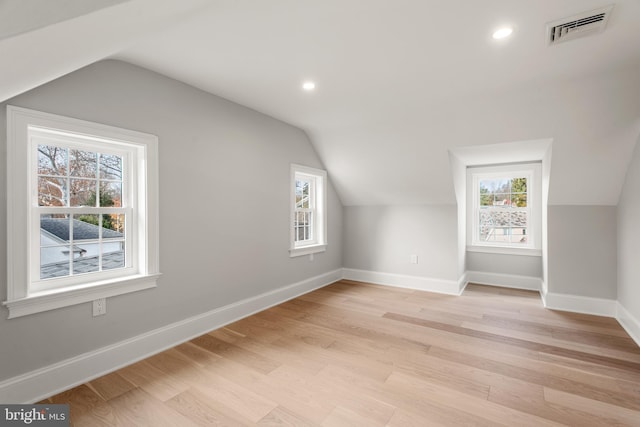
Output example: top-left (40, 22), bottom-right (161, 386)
top-left (492, 27), bottom-right (513, 39)
top-left (302, 81), bottom-right (316, 91)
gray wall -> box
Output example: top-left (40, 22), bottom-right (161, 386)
top-left (466, 252), bottom-right (542, 277)
top-left (343, 205), bottom-right (458, 281)
top-left (0, 60), bottom-right (343, 381)
top-left (618, 135), bottom-right (640, 318)
top-left (547, 205), bottom-right (617, 299)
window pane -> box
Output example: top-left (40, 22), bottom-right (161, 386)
top-left (295, 180), bottom-right (303, 205)
top-left (479, 210), bottom-right (529, 244)
top-left (70, 149), bottom-right (97, 178)
top-left (490, 193), bottom-right (510, 206)
top-left (511, 193), bottom-right (527, 208)
top-left (70, 178), bottom-right (97, 207)
top-left (511, 177), bottom-right (527, 193)
top-left (294, 211), bottom-right (314, 243)
top-left (511, 227), bottom-right (527, 244)
top-left (296, 179), bottom-right (310, 209)
top-left (102, 214), bottom-right (125, 236)
top-left (100, 183), bottom-right (122, 207)
top-left (100, 154), bottom-right (123, 180)
top-left (38, 145), bottom-right (67, 176)
top-left (41, 214), bottom-right (70, 242)
top-left (70, 215), bottom-right (125, 272)
top-left (296, 226), bottom-right (305, 241)
top-left (103, 241), bottom-right (125, 271)
top-left (74, 214), bottom-right (100, 240)
top-left (479, 210), bottom-right (495, 242)
top-left (72, 243), bottom-right (100, 274)
top-left (480, 179), bottom-right (509, 207)
top-left (479, 189), bottom-right (492, 206)
top-left (38, 177), bottom-right (67, 206)
top-left (40, 246), bottom-right (71, 279)
top-left (479, 210), bottom-right (511, 242)
top-left (510, 210), bottom-right (528, 233)
top-left (480, 177), bottom-right (529, 208)
top-left (480, 178), bottom-right (509, 194)
top-left (40, 213), bottom-right (72, 279)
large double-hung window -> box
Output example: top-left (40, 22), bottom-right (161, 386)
top-left (35, 133), bottom-right (129, 284)
top-left (5, 106), bottom-right (160, 318)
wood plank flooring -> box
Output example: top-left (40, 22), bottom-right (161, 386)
top-left (41, 281), bottom-right (640, 426)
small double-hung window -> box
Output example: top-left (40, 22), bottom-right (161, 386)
top-left (290, 164), bottom-right (327, 257)
top-left (467, 163), bottom-right (541, 255)
top-left (5, 106), bottom-right (160, 318)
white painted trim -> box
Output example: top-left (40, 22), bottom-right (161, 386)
top-left (541, 290), bottom-right (617, 317)
top-left (290, 164), bottom-right (327, 255)
top-left (457, 272), bottom-right (469, 294)
top-left (464, 270), bottom-right (542, 291)
top-left (289, 244), bottom-right (327, 258)
top-left (5, 105), bottom-right (161, 317)
top-left (466, 245), bottom-right (542, 257)
top-left (342, 268), bottom-right (461, 295)
top-left (3, 274), bottom-right (160, 319)
top-left (0, 268), bottom-right (343, 404)
top-left (616, 303), bottom-right (640, 348)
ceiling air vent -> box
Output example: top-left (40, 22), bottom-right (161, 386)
top-left (547, 4), bottom-right (614, 45)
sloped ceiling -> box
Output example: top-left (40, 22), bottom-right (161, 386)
top-left (0, 0), bottom-right (211, 102)
top-left (0, 0), bottom-right (130, 40)
top-left (4, 0), bottom-right (640, 205)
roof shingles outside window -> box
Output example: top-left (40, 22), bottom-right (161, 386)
top-left (40, 218), bottom-right (124, 278)
top-left (40, 218), bottom-right (122, 240)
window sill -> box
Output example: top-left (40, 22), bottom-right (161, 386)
top-left (289, 244), bottom-right (327, 258)
top-left (3, 273), bottom-right (161, 319)
top-left (466, 245), bottom-right (542, 257)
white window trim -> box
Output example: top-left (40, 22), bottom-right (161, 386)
top-left (4, 106), bottom-right (160, 318)
top-left (466, 162), bottom-right (542, 256)
top-left (289, 164), bottom-right (327, 257)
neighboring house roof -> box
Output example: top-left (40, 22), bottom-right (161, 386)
top-left (40, 251), bottom-right (124, 278)
top-left (480, 211), bottom-right (527, 228)
top-left (40, 218), bottom-right (123, 241)
top-left (40, 227), bottom-right (68, 245)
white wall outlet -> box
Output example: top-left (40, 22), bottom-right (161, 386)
top-left (410, 254), bottom-right (419, 264)
top-left (93, 298), bottom-right (106, 316)
top-left (309, 253), bottom-right (315, 262)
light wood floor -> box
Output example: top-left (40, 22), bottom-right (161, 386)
top-left (41, 280), bottom-right (640, 426)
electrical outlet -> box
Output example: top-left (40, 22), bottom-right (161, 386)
top-left (410, 254), bottom-right (418, 264)
top-left (93, 298), bottom-right (106, 316)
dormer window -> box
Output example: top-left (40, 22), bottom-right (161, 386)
top-left (467, 163), bottom-right (542, 255)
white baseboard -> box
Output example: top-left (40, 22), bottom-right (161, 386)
top-left (616, 303), bottom-right (640, 348)
top-left (342, 268), bottom-right (461, 295)
top-left (464, 270), bottom-right (542, 292)
top-left (0, 268), bottom-right (343, 404)
top-left (541, 290), bottom-right (617, 317)
top-left (457, 272), bottom-right (469, 295)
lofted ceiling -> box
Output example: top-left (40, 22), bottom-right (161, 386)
top-left (4, 0), bottom-right (640, 205)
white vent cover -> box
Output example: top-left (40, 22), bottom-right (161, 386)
top-left (547, 4), bottom-right (614, 45)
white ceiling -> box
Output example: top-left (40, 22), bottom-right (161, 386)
top-left (0, 0), bottom-right (128, 40)
top-left (4, 0), bottom-right (640, 205)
